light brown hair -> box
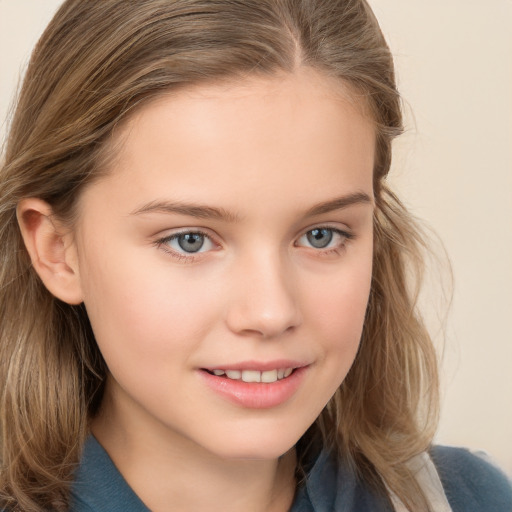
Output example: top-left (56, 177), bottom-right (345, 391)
top-left (0, 1), bottom-right (438, 510)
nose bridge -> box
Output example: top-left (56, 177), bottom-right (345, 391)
top-left (225, 245), bottom-right (301, 338)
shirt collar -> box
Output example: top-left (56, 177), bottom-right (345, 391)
top-left (72, 435), bottom-right (390, 512)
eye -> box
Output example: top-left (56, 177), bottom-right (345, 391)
top-left (296, 227), bottom-right (351, 250)
top-left (158, 230), bottom-right (215, 255)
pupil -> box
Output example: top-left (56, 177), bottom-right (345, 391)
top-left (307, 228), bottom-right (333, 249)
top-left (178, 233), bottom-right (204, 253)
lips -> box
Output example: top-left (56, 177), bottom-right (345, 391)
top-left (199, 362), bottom-right (308, 409)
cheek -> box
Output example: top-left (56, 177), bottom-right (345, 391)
top-left (78, 246), bottom-right (220, 369)
top-left (304, 254), bottom-right (372, 372)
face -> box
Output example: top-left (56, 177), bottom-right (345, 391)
top-left (74, 68), bottom-right (375, 460)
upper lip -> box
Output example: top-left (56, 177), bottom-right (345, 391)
top-left (201, 360), bottom-right (309, 371)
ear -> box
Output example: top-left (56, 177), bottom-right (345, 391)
top-left (16, 198), bottom-right (83, 305)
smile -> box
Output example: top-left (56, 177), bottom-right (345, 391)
top-left (205, 368), bottom-right (294, 383)
top-left (200, 365), bottom-right (308, 409)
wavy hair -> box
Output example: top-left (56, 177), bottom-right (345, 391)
top-left (0, 1), bottom-right (439, 510)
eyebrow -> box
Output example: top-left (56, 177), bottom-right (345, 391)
top-left (304, 191), bottom-right (373, 216)
top-left (130, 191), bottom-right (372, 222)
top-left (130, 200), bottom-right (241, 222)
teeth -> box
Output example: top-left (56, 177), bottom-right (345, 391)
top-left (242, 370), bottom-right (261, 383)
top-left (210, 368), bottom-right (294, 382)
top-left (261, 370), bottom-right (278, 383)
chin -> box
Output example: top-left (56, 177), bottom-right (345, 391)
top-left (214, 443), bottom-right (295, 461)
top-left (198, 421), bottom-right (308, 461)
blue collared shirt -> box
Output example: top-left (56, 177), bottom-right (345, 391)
top-left (71, 436), bottom-right (512, 511)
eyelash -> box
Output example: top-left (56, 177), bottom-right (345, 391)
top-left (295, 226), bottom-right (354, 256)
top-left (154, 226), bottom-right (354, 263)
top-left (155, 229), bottom-right (214, 262)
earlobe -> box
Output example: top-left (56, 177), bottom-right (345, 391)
top-left (16, 198), bottom-right (83, 305)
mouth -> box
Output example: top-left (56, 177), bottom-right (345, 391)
top-left (199, 364), bottom-right (308, 408)
top-left (202, 367), bottom-right (295, 383)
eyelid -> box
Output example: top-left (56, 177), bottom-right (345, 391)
top-left (296, 222), bottom-right (353, 239)
top-left (154, 228), bottom-right (220, 261)
top-left (294, 224), bottom-right (354, 250)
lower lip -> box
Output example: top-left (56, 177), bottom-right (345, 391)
top-left (199, 366), bottom-right (308, 409)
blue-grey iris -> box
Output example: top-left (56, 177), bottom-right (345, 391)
top-left (307, 228), bottom-right (333, 248)
top-left (177, 233), bottom-right (204, 253)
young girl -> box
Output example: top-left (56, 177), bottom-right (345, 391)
top-left (0, 1), bottom-right (510, 511)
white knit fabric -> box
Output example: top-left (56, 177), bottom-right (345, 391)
top-left (388, 452), bottom-right (453, 512)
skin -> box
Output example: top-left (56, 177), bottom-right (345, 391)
top-left (19, 68), bottom-right (376, 512)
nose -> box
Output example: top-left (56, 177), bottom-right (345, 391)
top-left (224, 250), bottom-right (302, 339)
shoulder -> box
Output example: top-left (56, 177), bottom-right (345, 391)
top-left (293, 448), bottom-right (394, 512)
top-left (70, 436), bottom-right (150, 512)
top-left (430, 445), bottom-right (512, 512)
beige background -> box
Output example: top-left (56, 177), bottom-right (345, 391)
top-left (1, 1), bottom-right (511, 474)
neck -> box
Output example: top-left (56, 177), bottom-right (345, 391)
top-left (91, 387), bottom-right (297, 512)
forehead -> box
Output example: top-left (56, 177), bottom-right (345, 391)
top-left (82, 68), bottom-right (375, 217)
